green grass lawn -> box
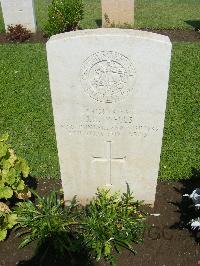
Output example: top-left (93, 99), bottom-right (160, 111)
top-left (0, 44), bottom-right (59, 179)
top-left (0, 0), bottom-right (199, 32)
top-left (159, 42), bottom-right (200, 180)
top-left (0, 42), bottom-right (199, 180)
top-left (135, 0), bottom-right (200, 29)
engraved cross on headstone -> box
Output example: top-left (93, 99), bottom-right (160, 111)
top-left (92, 141), bottom-right (126, 186)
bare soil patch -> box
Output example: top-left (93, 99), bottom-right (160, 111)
top-left (147, 29), bottom-right (200, 42)
top-left (0, 29), bottom-right (199, 44)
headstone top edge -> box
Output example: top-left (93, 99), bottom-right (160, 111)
top-left (47, 29), bottom-right (171, 45)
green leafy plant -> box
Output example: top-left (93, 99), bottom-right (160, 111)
top-left (104, 13), bottom-right (111, 26)
top-left (0, 202), bottom-right (17, 241)
top-left (103, 13), bottom-right (132, 29)
top-left (0, 133), bottom-right (30, 200)
top-left (45, 0), bottom-right (84, 36)
top-left (14, 190), bottom-right (80, 255)
top-left (82, 185), bottom-right (146, 265)
top-left (6, 24), bottom-right (31, 42)
top-left (0, 133), bottom-right (30, 241)
top-left (14, 185), bottom-right (146, 265)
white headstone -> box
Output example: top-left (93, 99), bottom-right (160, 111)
top-left (1, 0), bottom-right (36, 32)
top-left (46, 29), bottom-right (172, 206)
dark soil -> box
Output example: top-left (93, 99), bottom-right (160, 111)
top-left (1, 170), bottom-right (200, 266)
top-left (0, 29), bottom-right (199, 44)
top-left (0, 32), bottom-right (48, 44)
top-left (146, 29), bottom-right (200, 42)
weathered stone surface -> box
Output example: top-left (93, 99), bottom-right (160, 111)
top-left (1, 0), bottom-right (36, 32)
top-left (46, 29), bottom-right (172, 206)
top-left (101, 0), bottom-right (134, 27)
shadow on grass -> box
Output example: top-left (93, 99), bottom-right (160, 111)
top-left (95, 19), bottom-right (102, 28)
top-left (185, 20), bottom-right (200, 31)
top-left (17, 240), bottom-right (92, 266)
top-left (25, 175), bottom-right (38, 190)
top-left (170, 168), bottom-right (200, 243)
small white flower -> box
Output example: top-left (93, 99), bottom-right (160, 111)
top-left (150, 213), bottom-right (160, 217)
top-left (190, 219), bottom-right (200, 230)
top-left (195, 204), bottom-right (200, 209)
top-left (183, 188), bottom-right (200, 209)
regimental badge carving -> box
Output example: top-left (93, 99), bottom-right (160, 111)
top-left (80, 51), bottom-right (136, 103)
